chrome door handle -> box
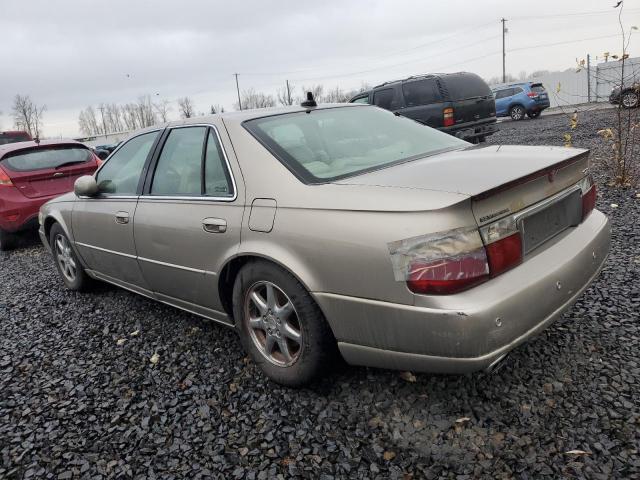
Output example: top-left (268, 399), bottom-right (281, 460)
top-left (202, 218), bottom-right (227, 233)
top-left (115, 211), bottom-right (130, 224)
top-left (52, 172), bottom-right (65, 178)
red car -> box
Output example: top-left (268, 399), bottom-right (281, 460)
top-left (0, 139), bottom-right (102, 250)
top-left (0, 130), bottom-right (32, 145)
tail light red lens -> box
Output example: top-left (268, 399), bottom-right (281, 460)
top-left (95, 156), bottom-right (104, 168)
top-left (527, 92), bottom-right (538, 98)
top-left (485, 233), bottom-right (523, 276)
top-left (407, 248), bottom-right (490, 295)
top-left (581, 184), bottom-right (596, 220)
top-left (443, 107), bottom-right (455, 127)
top-left (0, 166), bottom-right (14, 186)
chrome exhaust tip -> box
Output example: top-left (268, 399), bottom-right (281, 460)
top-left (485, 353), bottom-right (509, 374)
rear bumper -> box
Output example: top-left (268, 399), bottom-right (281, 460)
top-left (0, 187), bottom-right (55, 233)
top-left (444, 121), bottom-right (498, 140)
top-left (314, 210), bottom-right (610, 373)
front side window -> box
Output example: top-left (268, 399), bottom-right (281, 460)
top-left (244, 106), bottom-right (469, 183)
top-left (351, 95), bottom-right (370, 104)
top-left (151, 127), bottom-right (206, 196)
top-left (96, 131), bottom-right (159, 194)
top-left (494, 88), bottom-right (513, 99)
top-left (2, 146), bottom-right (92, 171)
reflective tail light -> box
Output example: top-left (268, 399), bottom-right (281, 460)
top-left (480, 216), bottom-right (523, 277)
top-left (527, 92), bottom-right (538, 98)
top-left (0, 166), bottom-right (14, 186)
top-left (579, 175), bottom-right (596, 220)
top-left (95, 156), bottom-right (104, 168)
top-left (443, 107), bottom-right (455, 127)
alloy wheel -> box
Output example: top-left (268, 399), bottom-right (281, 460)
top-left (511, 106), bottom-right (524, 120)
top-left (55, 234), bottom-right (77, 282)
top-left (244, 281), bottom-right (303, 367)
top-left (622, 92), bottom-right (638, 108)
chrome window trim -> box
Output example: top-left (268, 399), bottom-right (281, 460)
top-left (90, 129), bottom-right (164, 198)
top-left (140, 123), bottom-right (238, 203)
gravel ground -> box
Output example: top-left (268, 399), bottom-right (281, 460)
top-left (1, 108), bottom-right (639, 479)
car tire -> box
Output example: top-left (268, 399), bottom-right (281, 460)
top-left (50, 223), bottom-right (92, 291)
top-left (621, 91), bottom-right (639, 109)
top-left (527, 111), bottom-right (541, 118)
top-left (0, 229), bottom-right (16, 251)
top-left (232, 260), bottom-right (337, 387)
top-left (509, 105), bottom-right (525, 121)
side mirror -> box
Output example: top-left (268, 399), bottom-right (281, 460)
top-left (74, 175), bottom-right (99, 197)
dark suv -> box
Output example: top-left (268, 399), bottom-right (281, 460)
top-left (349, 72), bottom-right (497, 142)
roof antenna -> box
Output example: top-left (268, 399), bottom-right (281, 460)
top-left (300, 91), bottom-right (317, 108)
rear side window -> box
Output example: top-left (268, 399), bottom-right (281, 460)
top-left (444, 74), bottom-right (492, 100)
top-left (373, 88), bottom-right (400, 110)
top-left (204, 130), bottom-right (234, 197)
top-left (402, 79), bottom-right (440, 106)
top-left (151, 127), bottom-right (207, 196)
top-left (0, 132), bottom-right (31, 145)
top-left (494, 88), bottom-right (514, 99)
top-left (2, 146), bottom-right (92, 172)
top-left (531, 83), bottom-right (546, 93)
top-left (513, 87), bottom-right (524, 94)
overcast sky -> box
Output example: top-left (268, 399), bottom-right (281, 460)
top-left (1, 0), bottom-right (638, 137)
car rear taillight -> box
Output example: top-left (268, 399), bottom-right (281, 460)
top-left (480, 216), bottom-right (523, 277)
top-left (389, 227), bottom-right (490, 295)
top-left (527, 92), bottom-right (538, 98)
top-left (443, 107), bottom-right (455, 127)
top-left (95, 157), bottom-right (104, 168)
top-left (0, 166), bottom-right (14, 187)
top-left (579, 175), bottom-right (596, 220)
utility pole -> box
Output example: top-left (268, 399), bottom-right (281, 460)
top-left (587, 54), bottom-right (591, 103)
top-left (98, 104), bottom-right (107, 137)
top-left (286, 79), bottom-right (292, 105)
top-left (234, 73), bottom-right (242, 111)
top-left (501, 18), bottom-right (507, 83)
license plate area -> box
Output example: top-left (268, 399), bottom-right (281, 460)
top-left (518, 188), bottom-right (582, 255)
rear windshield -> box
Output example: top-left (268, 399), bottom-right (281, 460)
top-left (530, 83), bottom-right (546, 93)
top-left (2, 146), bottom-right (92, 172)
top-left (443, 74), bottom-right (492, 100)
top-left (0, 133), bottom-right (31, 145)
top-left (243, 106), bottom-right (468, 183)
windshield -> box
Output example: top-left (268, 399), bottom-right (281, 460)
top-left (2, 146), bottom-right (92, 171)
top-left (244, 106), bottom-right (469, 183)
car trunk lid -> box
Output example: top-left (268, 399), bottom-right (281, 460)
top-left (335, 145), bottom-right (590, 223)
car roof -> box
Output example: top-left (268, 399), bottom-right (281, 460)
top-left (132, 103), bottom-right (366, 135)
top-left (0, 139), bottom-right (87, 159)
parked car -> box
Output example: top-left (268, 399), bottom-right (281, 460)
top-left (40, 103), bottom-right (610, 386)
top-left (609, 82), bottom-right (639, 108)
top-left (0, 130), bottom-right (32, 145)
top-left (349, 72), bottom-right (497, 143)
top-left (492, 82), bottom-right (550, 120)
top-left (0, 140), bottom-right (102, 250)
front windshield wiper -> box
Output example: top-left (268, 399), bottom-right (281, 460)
top-left (55, 160), bottom-right (87, 169)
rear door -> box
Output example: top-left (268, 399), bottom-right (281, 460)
top-left (530, 83), bottom-right (550, 106)
top-left (493, 88), bottom-right (513, 116)
top-left (443, 74), bottom-right (495, 124)
top-left (0, 145), bottom-right (96, 198)
top-left (134, 122), bottom-right (243, 320)
top-left (400, 78), bottom-right (444, 128)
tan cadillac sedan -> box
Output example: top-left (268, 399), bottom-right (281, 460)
top-left (39, 102), bottom-right (610, 386)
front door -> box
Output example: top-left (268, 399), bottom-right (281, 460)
top-left (72, 130), bottom-right (161, 292)
top-left (134, 124), bottom-right (243, 319)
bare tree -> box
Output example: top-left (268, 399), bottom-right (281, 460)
top-left (209, 104), bottom-right (225, 114)
top-left (177, 97), bottom-right (196, 118)
top-left (322, 85), bottom-right (351, 103)
top-left (105, 103), bottom-right (124, 133)
top-left (234, 89), bottom-right (275, 110)
top-left (12, 94), bottom-right (46, 138)
top-left (153, 99), bottom-right (171, 122)
top-left (277, 82), bottom-right (295, 106)
top-left (300, 85), bottom-right (324, 103)
top-left (134, 95), bottom-right (156, 127)
top-left (78, 106), bottom-right (101, 136)
top-left (121, 103), bottom-right (138, 131)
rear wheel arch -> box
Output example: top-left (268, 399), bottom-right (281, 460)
top-left (217, 254), bottom-right (322, 322)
